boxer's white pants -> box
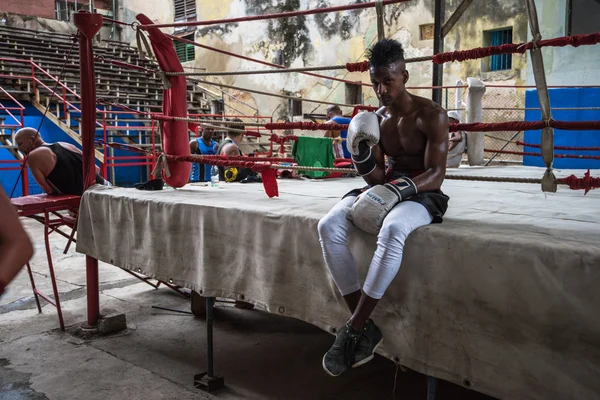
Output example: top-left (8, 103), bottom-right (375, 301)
top-left (318, 196), bottom-right (432, 299)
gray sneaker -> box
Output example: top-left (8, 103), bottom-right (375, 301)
top-left (322, 323), bottom-right (362, 377)
top-left (352, 319), bottom-right (383, 368)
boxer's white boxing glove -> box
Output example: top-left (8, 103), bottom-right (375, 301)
top-left (348, 178), bottom-right (418, 234)
top-left (347, 112), bottom-right (380, 176)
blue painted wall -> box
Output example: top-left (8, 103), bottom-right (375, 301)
top-left (524, 88), bottom-right (600, 169)
top-left (0, 148), bottom-right (43, 197)
top-left (100, 106), bottom-right (149, 187)
top-left (0, 101), bottom-right (148, 197)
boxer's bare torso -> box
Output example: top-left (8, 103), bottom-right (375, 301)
top-left (377, 95), bottom-right (447, 174)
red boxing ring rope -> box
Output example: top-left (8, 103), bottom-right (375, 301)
top-left (138, 0), bottom-right (409, 29)
top-left (516, 141), bottom-right (600, 151)
top-left (345, 32), bottom-right (600, 71)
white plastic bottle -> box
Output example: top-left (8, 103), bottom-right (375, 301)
top-left (210, 165), bottom-right (220, 187)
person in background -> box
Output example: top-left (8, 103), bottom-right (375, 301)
top-left (189, 125), bottom-right (218, 182)
top-left (14, 128), bottom-right (109, 195)
top-left (217, 119), bottom-right (261, 183)
top-left (446, 111), bottom-right (466, 168)
top-left (0, 188), bottom-right (34, 298)
top-left (323, 105), bottom-right (352, 160)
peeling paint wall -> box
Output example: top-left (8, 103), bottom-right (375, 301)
top-left (0, 13), bottom-right (77, 35)
top-left (120, 0), bottom-right (529, 120)
top-left (120, 0), bottom-right (175, 44)
top-left (523, 0), bottom-right (600, 170)
top-left (526, 0), bottom-right (600, 86)
top-left (0, 0), bottom-right (56, 20)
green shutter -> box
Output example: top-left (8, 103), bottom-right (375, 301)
top-left (174, 34), bottom-right (195, 62)
top-left (186, 43), bottom-right (195, 62)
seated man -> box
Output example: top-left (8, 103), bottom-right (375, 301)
top-left (217, 119), bottom-right (260, 183)
top-left (189, 125), bottom-right (218, 182)
top-left (15, 128), bottom-right (109, 196)
top-left (317, 38), bottom-right (449, 377)
top-left (446, 111), bottom-right (466, 168)
top-left (323, 105), bottom-right (352, 160)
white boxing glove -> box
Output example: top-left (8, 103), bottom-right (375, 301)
top-left (347, 178), bottom-right (418, 234)
top-left (346, 112), bottom-right (380, 176)
top-left (347, 111), bottom-right (380, 155)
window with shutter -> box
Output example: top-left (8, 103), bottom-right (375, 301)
top-left (482, 28), bottom-right (513, 72)
top-left (174, 0), bottom-right (197, 32)
top-left (174, 34), bottom-right (195, 63)
top-left (567, 0), bottom-right (600, 35)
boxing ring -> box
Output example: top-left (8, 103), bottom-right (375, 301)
top-left (66, 2), bottom-right (600, 399)
top-left (76, 169), bottom-right (600, 399)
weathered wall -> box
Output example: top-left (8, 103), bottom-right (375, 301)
top-left (0, 0), bottom-right (116, 37)
top-left (523, 0), bottom-right (600, 169)
top-left (0, 12), bottom-right (77, 34)
top-left (0, 0), bottom-right (112, 20)
top-left (526, 0), bottom-right (600, 86)
top-left (0, 0), bottom-right (55, 20)
top-left (119, 0), bottom-right (175, 44)
top-left (119, 0), bottom-right (528, 122)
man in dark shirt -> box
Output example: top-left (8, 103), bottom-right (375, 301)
top-left (15, 128), bottom-right (109, 195)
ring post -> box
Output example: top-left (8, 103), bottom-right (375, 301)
top-left (74, 11), bottom-right (103, 328)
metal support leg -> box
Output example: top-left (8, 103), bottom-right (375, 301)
top-left (44, 211), bottom-right (65, 331)
top-left (194, 296), bottom-right (225, 392)
top-left (25, 263), bottom-right (42, 314)
top-left (427, 376), bottom-right (438, 400)
top-left (86, 256), bottom-right (100, 328)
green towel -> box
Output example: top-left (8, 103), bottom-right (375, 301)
top-left (292, 136), bottom-right (334, 179)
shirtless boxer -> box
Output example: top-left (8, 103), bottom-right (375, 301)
top-left (318, 38), bottom-right (450, 376)
top-left (15, 128), bottom-right (109, 195)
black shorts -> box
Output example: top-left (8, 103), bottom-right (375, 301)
top-left (342, 186), bottom-right (449, 223)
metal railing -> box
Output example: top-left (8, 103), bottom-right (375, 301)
top-left (0, 159), bottom-right (29, 195)
top-left (0, 85), bottom-right (25, 129)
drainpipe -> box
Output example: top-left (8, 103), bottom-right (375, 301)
top-left (112, 0), bottom-right (118, 40)
top-left (432, 0), bottom-right (444, 104)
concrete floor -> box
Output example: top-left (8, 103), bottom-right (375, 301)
top-left (1, 219), bottom-right (495, 400)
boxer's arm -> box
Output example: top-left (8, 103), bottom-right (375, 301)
top-left (449, 132), bottom-right (462, 142)
top-left (448, 132), bottom-right (461, 152)
top-left (323, 119), bottom-right (339, 138)
top-left (347, 111), bottom-right (385, 185)
top-left (362, 109), bottom-right (386, 185)
top-left (189, 139), bottom-right (199, 154)
top-left (408, 107), bottom-right (448, 192)
top-left (362, 144), bottom-right (385, 186)
top-left (27, 148), bottom-right (56, 194)
top-left (0, 188), bottom-right (34, 292)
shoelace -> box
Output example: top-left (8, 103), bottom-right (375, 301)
top-left (342, 328), bottom-right (362, 367)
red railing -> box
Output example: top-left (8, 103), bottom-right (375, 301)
top-left (100, 111), bottom-right (156, 179)
top-left (0, 58), bottom-right (107, 129)
top-left (0, 57), bottom-right (279, 184)
top-left (0, 85), bottom-right (25, 128)
top-left (0, 159), bottom-right (29, 196)
top-left (98, 112), bottom-right (277, 180)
